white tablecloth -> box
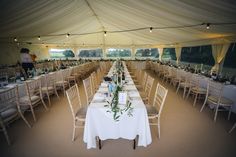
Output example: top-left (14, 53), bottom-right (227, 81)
top-left (83, 61), bottom-right (152, 149)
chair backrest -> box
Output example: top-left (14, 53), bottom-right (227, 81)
top-left (96, 69), bottom-right (102, 83)
top-left (71, 66), bottom-right (78, 76)
top-left (167, 67), bottom-right (173, 75)
top-left (164, 66), bottom-right (169, 75)
top-left (154, 63), bottom-right (159, 73)
top-left (159, 64), bottom-right (164, 72)
top-left (90, 72), bottom-right (97, 94)
top-left (171, 68), bottom-right (177, 77)
top-left (62, 68), bottom-right (72, 79)
top-left (139, 70), bottom-right (144, 80)
top-left (97, 68), bottom-right (102, 81)
top-left (176, 69), bottom-right (182, 80)
top-left (46, 72), bottom-right (57, 88)
top-left (38, 75), bottom-right (47, 88)
top-left (190, 74), bottom-right (200, 87)
top-left (135, 70), bottom-right (141, 79)
top-left (207, 81), bottom-right (223, 98)
top-left (142, 72), bottom-right (148, 88)
top-left (83, 76), bottom-right (93, 104)
top-left (180, 71), bottom-right (192, 83)
top-left (0, 86), bottom-right (19, 113)
top-left (25, 79), bottom-right (42, 98)
top-left (145, 75), bottom-right (155, 99)
top-left (56, 70), bottom-right (64, 82)
top-left (153, 83), bottom-right (168, 116)
top-left (66, 84), bottom-right (81, 119)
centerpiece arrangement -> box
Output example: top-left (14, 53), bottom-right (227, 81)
top-left (104, 61), bottom-right (133, 121)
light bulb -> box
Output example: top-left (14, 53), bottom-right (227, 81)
top-left (149, 27), bottom-right (153, 33)
top-left (206, 23), bottom-right (210, 29)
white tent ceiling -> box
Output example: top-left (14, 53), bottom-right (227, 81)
top-left (0, 0), bottom-right (236, 48)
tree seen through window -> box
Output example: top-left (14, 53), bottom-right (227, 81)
top-left (106, 48), bottom-right (131, 57)
top-left (78, 49), bottom-right (103, 58)
top-left (135, 48), bottom-right (158, 58)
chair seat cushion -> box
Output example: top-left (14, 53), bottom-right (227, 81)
top-left (72, 73), bottom-right (78, 76)
top-left (136, 85), bottom-right (143, 90)
top-left (191, 87), bottom-right (207, 94)
top-left (139, 92), bottom-right (147, 98)
top-left (146, 105), bottom-right (158, 116)
top-left (42, 86), bottom-right (54, 91)
top-left (67, 76), bottom-right (75, 80)
top-left (56, 81), bottom-right (68, 85)
top-left (133, 79), bottom-right (139, 83)
top-left (180, 82), bottom-right (191, 87)
top-left (20, 95), bottom-right (40, 104)
top-left (208, 95), bottom-right (233, 105)
top-left (0, 107), bottom-right (18, 119)
top-left (75, 107), bottom-right (87, 119)
top-left (165, 74), bottom-right (172, 78)
top-left (171, 78), bottom-right (180, 84)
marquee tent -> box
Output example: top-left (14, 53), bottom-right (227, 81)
top-left (0, 0), bottom-right (236, 64)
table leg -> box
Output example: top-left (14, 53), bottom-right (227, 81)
top-left (133, 139), bottom-right (136, 149)
top-left (99, 138), bottom-right (102, 149)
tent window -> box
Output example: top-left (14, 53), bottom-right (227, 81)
top-left (78, 49), bottom-right (103, 58)
top-left (135, 48), bottom-right (158, 58)
top-left (106, 48), bottom-right (131, 58)
top-left (162, 48), bottom-right (176, 61)
top-left (222, 43), bottom-right (236, 77)
top-left (180, 45), bottom-right (214, 66)
top-left (49, 49), bottom-right (75, 58)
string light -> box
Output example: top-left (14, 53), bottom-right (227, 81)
top-left (9, 22), bottom-right (236, 44)
top-left (206, 23), bottom-right (210, 29)
top-left (149, 27), bottom-right (153, 33)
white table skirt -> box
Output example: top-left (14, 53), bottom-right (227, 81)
top-left (83, 102), bottom-right (152, 149)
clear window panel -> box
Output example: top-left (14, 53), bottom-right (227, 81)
top-left (135, 48), bottom-right (158, 58)
top-left (222, 43), bottom-right (236, 78)
top-left (180, 45), bottom-right (214, 66)
top-left (78, 49), bottom-right (103, 58)
top-left (162, 48), bottom-right (176, 61)
top-left (49, 49), bottom-right (75, 58)
top-left (106, 48), bottom-right (131, 58)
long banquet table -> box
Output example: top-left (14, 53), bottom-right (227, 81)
top-left (175, 69), bottom-right (236, 113)
top-left (151, 62), bottom-right (236, 113)
top-left (0, 62), bottom-right (92, 97)
top-left (83, 61), bottom-right (152, 149)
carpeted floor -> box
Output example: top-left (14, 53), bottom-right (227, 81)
top-left (1, 70), bottom-right (236, 157)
